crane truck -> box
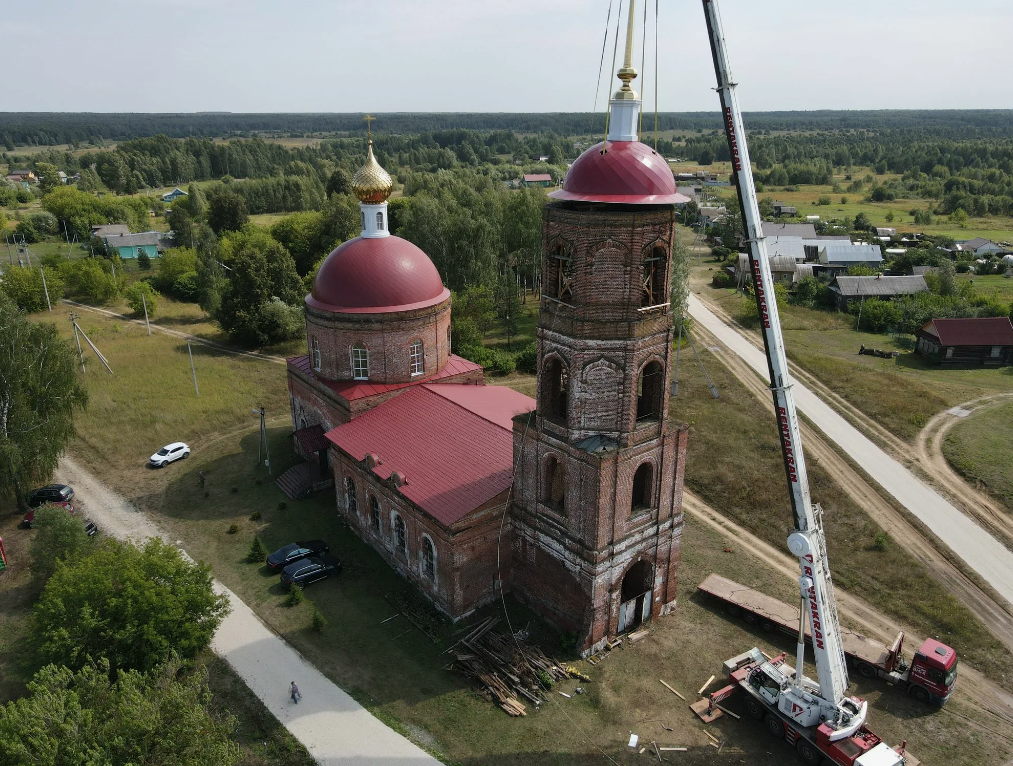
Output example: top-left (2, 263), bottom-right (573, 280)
top-left (694, 1), bottom-right (921, 764)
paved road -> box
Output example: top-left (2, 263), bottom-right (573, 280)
top-left (58, 455), bottom-right (442, 766)
top-left (687, 294), bottom-right (1013, 608)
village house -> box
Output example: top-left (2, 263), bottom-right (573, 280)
top-left (956, 237), bottom-right (1007, 257)
top-left (522, 173), bottom-right (553, 188)
top-left (827, 274), bottom-right (928, 310)
top-left (772, 201), bottom-right (797, 217)
top-left (103, 231), bottom-right (169, 259)
top-left (916, 317), bottom-right (1013, 367)
top-left (162, 187), bottom-right (188, 203)
top-left (763, 222), bottom-right (818, 239)
top-left (6, 169), bottom-right (36, 185)
top-left (818, 243), bottom-right (883, 270)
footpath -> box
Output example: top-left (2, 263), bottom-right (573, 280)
top-left (57, 455), bottom-right (442, 766)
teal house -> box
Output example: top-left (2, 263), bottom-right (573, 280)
top-left (104, 232), bottom-right (162, 259)
top-left (162, 187), bottom-right (188, 203)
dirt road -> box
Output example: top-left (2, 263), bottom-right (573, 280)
top-left (688, 294), bottom-right (1013, 611)
top-left (56, 454), bottom-right (442, 766)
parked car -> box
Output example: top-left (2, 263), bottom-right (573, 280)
top-left (22, 502), bottom-right (98, 536)
top-left (28, 484), bottom-right (74, 507)
top-left (266, 540), bottom-right (330, 572)
top-left (149, 442), bottom-right (190, 467)
top-left (281, 555), bottom-right (341, 589)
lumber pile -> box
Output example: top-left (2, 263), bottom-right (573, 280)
top-left (447, 617), bottom-right (581, 716)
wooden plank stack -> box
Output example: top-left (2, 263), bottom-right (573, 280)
top-left (447, 617), bottom-right (578, 716)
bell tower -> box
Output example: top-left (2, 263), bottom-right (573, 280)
top-left (510, 0), bottom-right (689, 654)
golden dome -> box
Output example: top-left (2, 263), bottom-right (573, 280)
top-left (352, 141), bottom-right (393, 204)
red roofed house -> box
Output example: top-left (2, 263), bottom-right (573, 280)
top-left (523, 173), bottom-right (553, 187)
top-left (286, 31), bottom-right (690, 653)
top-left (916, 317), bottom-right (1013, 367)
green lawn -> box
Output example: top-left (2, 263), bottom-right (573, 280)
top-left (956, 273), bottom-right (1013, 303)
top-left (943, 401), bottom-right (1013, 513)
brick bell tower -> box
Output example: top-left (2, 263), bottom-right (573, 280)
top-left (510, 0), bottom-right (689, 655)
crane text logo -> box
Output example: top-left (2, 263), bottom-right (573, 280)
top-left (723, 107), bottom-right (742, 171)
top-left (750, 258), bottom-right (771, 328)
top-left (777, 407), bottom-right (799, 483)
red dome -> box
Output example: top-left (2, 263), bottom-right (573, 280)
top-left (549, 141), bottom-right (690, 205)
top-left (308, 236), bottom-right (450, 314)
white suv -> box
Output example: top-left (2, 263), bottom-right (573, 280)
top-left (149, 442), bottom-right (190, 467)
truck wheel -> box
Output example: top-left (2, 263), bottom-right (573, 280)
top-left (761, 620), bottom-right (774, 633)
top-left (743, 612), bottom-right (758, 625)
top-left (726, 604), bottom-right (741, 617)
top-left (796, 737), bottom-right (822, 766)
top-left (856, 663), bottom-right (876, 679)
top-left (744, 697), bottom-right (764, 720)
top-left (764, 713), bottom-right (783, 738)
top-left (910, 685), bottom-right (930, 703)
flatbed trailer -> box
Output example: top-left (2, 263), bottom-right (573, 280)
top-left (704, 649), bottom-right (922, 766)
top-left (698, 574), bottom-right (957, 704)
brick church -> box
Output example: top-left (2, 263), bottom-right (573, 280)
top-left (285, 20), bottom-right (690, 654)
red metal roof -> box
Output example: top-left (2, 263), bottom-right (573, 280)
top-left (925, 317), bottom-right (1013, 346)
top-left (325, 384), bottom-right (535, 526)
top-left (549, 140), bottom-right (690, 205)
top-left (307, 235), bottom-right (450, 314)
top-left (288, 354), bottom-right (482, 402)
top-left (524, 173), bottom-right (552, 182)
top-left (293, 423), bottom-right (328, 453)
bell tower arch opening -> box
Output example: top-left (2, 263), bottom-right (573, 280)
top-left (642, 245), bottom-right (668, 307)
top-left (631, 461), bottom-right (653, 513)
top-left (619, 559), bottom-right (655, 633)
top-left (542, 455), bottom-right (567, 514)
top-left (636, 361), bottom-right (664, 421)
top-left (540, 356), bottom-right (569, 422)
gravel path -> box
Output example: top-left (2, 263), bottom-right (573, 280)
top-left (57, 454), bottom-right (442, 766)
top-left (688, 294), bottom-right (1013, 608)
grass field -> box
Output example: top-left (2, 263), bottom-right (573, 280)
top-left (956, 273), bottom-right (1013, 303)
top-left (942, 401), bottom-right (1013, 513)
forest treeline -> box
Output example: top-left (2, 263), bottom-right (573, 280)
top-left (4, 110), bottom-right (1013, 147)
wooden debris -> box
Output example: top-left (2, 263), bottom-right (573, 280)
top-left (662, 724), bottom-right (674, 732)
top-left (660, 747), bottom-right (687, 752)
top-left (704, 731), bottom-right (720, 745)
top-left (659, 679), bottom-right (686, 700)
top-left (639, 746), bottom-right (646, 754)
top-left (628, 629), bottom-right (650, 643)
top-left (652, 740), bottom-right (663, 762)
top-left (558, 691), bottom-right (572, 699)
top-left (709, 742), bottom-right (719, 749)
top-left (380, 613), bottom-right (401, 624)
top-left (714, 703), bottom-right (740, 720)
top-left (698, 675), bottom-right (716, 695)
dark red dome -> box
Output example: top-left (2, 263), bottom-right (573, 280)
top-left (307, 236), bottom-right (450, 314)
top-left (549, 140), bottom-right (690, 205)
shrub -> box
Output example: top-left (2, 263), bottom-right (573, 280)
top-left (712, 270), bottom-right (733, 288)
top-left (0, 265), bottom-right (64, 313)
top-left (247, 536), bottom-right (267, 563)
top-left (790, 275), bottom-right (830, 309)
top-left (851, 298), bottom-right (902, 333)
top-left (277, 501), bottom-right (287, 510)
top-left (458, 344), bottom-right (495, 368)
top-left (155, 247), bottom-right (197, 294)
top-left (873, 531), bottom-right (890, 552)
top-left (173, 271), bottom-right (200, 301)
top-left (136, 250), bottom-right (151, 270)
top-left (60, 258), bottom-right (119, 303)
top-left (311, 609), bottom-right (327, 632)
top-left (230, 486), bottom-right (239, 494)
top-left (124, 282), bottom-right (159, 317)
top-left (515, 343), bottom-right (537, 374)
top-left (15, 218), bottom-right (39, 243)
top-left (29, 504), bottom-right (94, 583)
top-left (249, 510), bottom-right (261, 521)
top-left (227, 523), bottom-right (239, 534)
top-left (286, 585), bottom-right (304, 605)
top-left (490, 350), bottom-right (515, 375)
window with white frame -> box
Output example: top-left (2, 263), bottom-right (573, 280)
top-left (376, 211), bottom-right (385, 230)
top-left (311, 336), bottom-right (321, 371)
top-left (422, 536), bottom-right (436, 580)
top-left (351, 345), bottom-right (369, 380)
top-left (409, 339), bottom-right (424, 376)
top-left (370, 496), bottom-right (381, 532)
top-left (393, 513), bottom-right (407, 555)
top-left (360, 211), bottom-right (366, 230)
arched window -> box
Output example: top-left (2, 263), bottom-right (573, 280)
top-left (545, 245), bottom-right (574, 301)
top-left (351, 344), bottom-right (369, 380)
top-left (376, 210), bottom-right (385, 230)
top-left (408, 339), bottom-right (424, 376)
top-left (636, 361), bottom-right (664, 421)
top-left (360, 211), bottom-right (366, 230)
top-left (311, 336), bottom-right (321, 372)
top-left (370, 495), bottom-right (381, 532)
top-left (422, 536), bottom-right (436, 580)
top-left (447, 326), bottom-right (452, 354)
top-left (393, 513), bottom-right (407, 555)
top-left (642, 247), bottom-right (668, 307)
top-left (541, 357), bottom-right (569, 421)
top-left (543, 455), bottom-right (566, 514)
top-left (345, 477), bottom-right (357, 514)
top-left (631, 462), bottom-right (653, 513)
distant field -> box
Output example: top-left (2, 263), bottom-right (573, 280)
top-left (956, 273), bottom-right (1013, 302)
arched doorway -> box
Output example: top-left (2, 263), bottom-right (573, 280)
top-left (618, 560), bottom-right (654, 633)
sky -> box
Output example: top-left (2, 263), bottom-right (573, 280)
top-left (6, 0), bottom-right (1013, 114)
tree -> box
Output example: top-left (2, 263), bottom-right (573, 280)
top-left (0, 659), bottom-right (242, 766)
top-left (0, 266), bottom-right (64, 313)
top-left (698, 148), bottom-right (714, 166)
top-left (125, 281), bottom-right (159, 317)
top-left (60, 258), bottom-right (119, 303)
top-left (187, 182), bottom-right (207, 220)
top-left (155, 246), bottom-right (197, 294)
top-left (853, 212), bottom-right (871, 231)
top-left (35, 162), bottom-right (62, 194)
top-left (32, 537), bottom-right (230, 674)
top-left (326, 167), bottom-right (352, 197)
top-left (136, 249), bottom-right (151, 269)
top-left (0, 296), bottom-right (87, 510)
top-left (29, 503), bottom-right (94, 584)
top-left (495, 269), bottom-right (522, 350)
top-left (206, 185), bottom-right (248, 234)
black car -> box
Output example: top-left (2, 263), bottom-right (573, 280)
top-left (266, 540), bottom-right (329, 572)
top-left (29, 484), bottom-right (74, 507)
top-left (281, 555), bottom-right (341, 589)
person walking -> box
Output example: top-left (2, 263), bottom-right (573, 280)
top-left (290, 681), bottom-right (301, 704)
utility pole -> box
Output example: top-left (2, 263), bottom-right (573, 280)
top-left (70, 312), bottom-right (85, 373)
top-left (40, 266), bottom-right (52, 311)
top-left (4, 233), bottom-right (12, 265)
top-left (187, 343), bottom-right (199, 394)
top-left (141, 292), bottom-right (151, 335)
top-left (252, 407), bottom-right (271, 475)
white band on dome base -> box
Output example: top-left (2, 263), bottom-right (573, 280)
top-left (360, 202), bottom-right (390, 239)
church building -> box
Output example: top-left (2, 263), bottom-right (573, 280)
top-left (285, 4), bottom-right (689, 653)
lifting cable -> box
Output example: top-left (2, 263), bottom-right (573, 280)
top-left (637, 0), bottom-right (647, 139)
top-left (654, 0), bottom-right (660, 153)
top-left (592, 0), bottom-right (614, 113)
top-left (601, 0), bottom-right (624, 152)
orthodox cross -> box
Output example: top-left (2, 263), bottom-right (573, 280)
top-left (364, 114), bottom-right (375, 141)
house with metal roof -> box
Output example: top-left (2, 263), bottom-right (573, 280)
top-left (819, 243), bottom-right (884, 269)
top-left (522, 173), bottom-right (553, 187)
top-left (765, 235), bottom-right (807, 263)
top-left (103, 231), bottom-right (166, 259)
top-left (763, 222), bottom-right (818, 239)
top-left (956, 237), bottom-right (1007, 257)
top-left (827, 274), bottom-right (927, 309)
top-left (916, 317), bottom-right (1013, 366)
top-left (162, 187), bottom-right (188, 203)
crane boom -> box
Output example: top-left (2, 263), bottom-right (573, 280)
top-left (701, 0), bottom-right (855, 728)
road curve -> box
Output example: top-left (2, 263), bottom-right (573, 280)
top-left (688, 294), bottom-right (1013, 609)
top-left (57, 455), bottom-right (442, 766)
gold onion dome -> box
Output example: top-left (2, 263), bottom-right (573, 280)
top-left (352, 141), bottom-right (393, 204)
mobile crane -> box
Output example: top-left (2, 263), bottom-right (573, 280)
top-left (696, 1), bottom-right (918, 763)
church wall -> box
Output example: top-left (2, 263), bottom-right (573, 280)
top-left (331, 450), bottom-right (509, 620)
top-left (288, 372), bottom-right (350, 433)
top-left (305, 299), bottom-right (451, 384)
